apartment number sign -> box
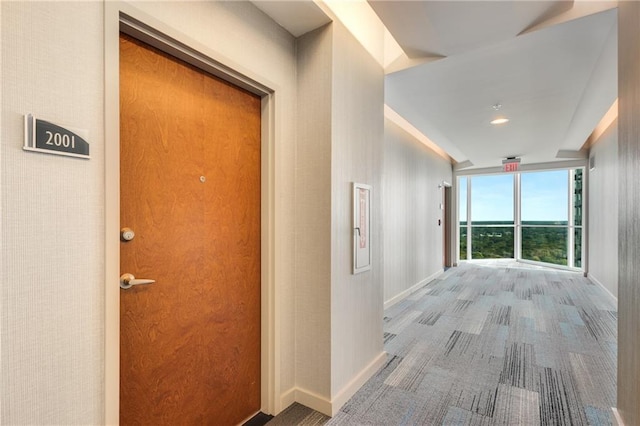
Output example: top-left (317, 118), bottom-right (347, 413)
top-left (23, 114), bottom-right (90, 159)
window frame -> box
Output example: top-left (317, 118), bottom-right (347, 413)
top-left (457, 166), bottom-right (585, 271)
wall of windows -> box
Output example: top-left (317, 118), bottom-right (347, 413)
top-left (458, 168), bottom-right (584, 269)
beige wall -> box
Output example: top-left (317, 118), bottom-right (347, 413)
top-left (295, 24), bottom-right (333, 401)
top-left (587, 120), bottom-right (618, 298)
top-left (295, 19), bottom-right (386, 415)
top-left (1, 2), bottom-right (105, 424)
top-left (617, 2), bottom-right (640, 424)
top-left (0, 4), bottom-right (4, 423)
top-left (330, 21), bottom-right (385, 399)
top-left (383, 118), bottom-right (453, 306)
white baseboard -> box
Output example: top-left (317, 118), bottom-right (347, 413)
top-left (384, 269), bottom-right (444, 310)
top-left (587, 273), bottom-right (618, 303)
top-left (294, 387), bottom-right (333, 417)
top-left (329, 351), bottom-right (387, 416)
top-left (612, 407), bottom-right (625, 425)
top-left (287, 351), bottom-right (388, 417)
top-left (279, 387), bottom-right (297, 414)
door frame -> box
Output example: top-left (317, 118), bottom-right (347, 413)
top-left (104, 3), bottom-right (278, 423)
top-left (440, 181), bottom-right (453, 268)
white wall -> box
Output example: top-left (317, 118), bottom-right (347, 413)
top-left (330, 21), bottom-right (384, 399)
top-left (0, 5), bottom-right (4, 422)
top-left (617, 3), bottom-right (640, 423)
top-left (295, 24), bottom-right (333, 401)
top-left (295, 19), bottom-right (386, 415)
top-left (587, 120), bottom-right (618, 298)
top-left (1, 3), bottom-right (104, 424)
top-left (383, 118), bottom-right (453, 306)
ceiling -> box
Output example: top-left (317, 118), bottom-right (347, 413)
top-left (254, 1), bottom-right (618, 170)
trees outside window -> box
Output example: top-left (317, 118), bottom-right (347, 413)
top-left (458, 168), bottom-right (584, 269)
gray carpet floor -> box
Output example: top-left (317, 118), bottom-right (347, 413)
top-left (268, 261), bottom-right (618, 425)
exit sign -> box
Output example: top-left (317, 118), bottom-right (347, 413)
top-left (503, 162), bottom-right (519, 172)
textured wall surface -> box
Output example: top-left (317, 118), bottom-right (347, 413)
top-left (617, 2), bottom-right (640, 423)
top-left (0, 4), bottom-right (3, 422)
top-left (588, 120), bottom-right (618, 298)
top-left (295, 19), bottom-right (386, 408)
top-left (330, 21), bottom-right (385, 398)
top-left (1, 3), bottom-right (104, 424)
top-left (295, 24), bottom-right (334, 399)
top-left (383, 118), bottom-right (452, 305)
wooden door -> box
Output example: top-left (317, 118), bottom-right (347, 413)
top-left (119, 34), bottom-right (261, 425)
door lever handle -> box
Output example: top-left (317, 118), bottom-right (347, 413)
top-left (120, 273), bottom-right (155, 290)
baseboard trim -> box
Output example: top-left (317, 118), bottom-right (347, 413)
top-left (384, 269), bottom-right (444, 310)
top-left (587, 273), bottom-right (618, 303)
top-left (294, 387), bottom-right (333, 417)
top-left (612, 407), bottom-right (625, 425)
top-left (279, 387), bottom-right (296, 414)
top-left (289, 351), bottom-right (388, 417)
top-left (329, 351), bottom-right (387, 416)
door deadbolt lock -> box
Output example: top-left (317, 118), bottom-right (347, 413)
top-left (121, 227), bottom-right (135, 241)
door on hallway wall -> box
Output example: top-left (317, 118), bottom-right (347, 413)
top-left (443, 186), bottom-right (452, 267)
top-left (119, 34), bottom-right (261, 425)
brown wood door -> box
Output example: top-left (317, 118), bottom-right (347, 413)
top-left (119, 34), bottom-right (261, 425)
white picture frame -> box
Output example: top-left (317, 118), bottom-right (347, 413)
top-left (353, 182), bottom-right (372, 274)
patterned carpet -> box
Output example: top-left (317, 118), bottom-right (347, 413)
top-left (268, 261), bottom-right (618, 425)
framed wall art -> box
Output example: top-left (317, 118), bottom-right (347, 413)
top-left (353, 182), bottom-right (372, 274)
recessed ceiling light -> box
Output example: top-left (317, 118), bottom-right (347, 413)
top-left (491, 117), bottom-right (509, 125)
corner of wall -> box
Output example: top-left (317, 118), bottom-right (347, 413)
top-left (289, 351), bottom-right (387, 417)
top-left (617, 2), bottom-right (640, 423)
top-left (328, 17), bottom-right (385, 403)
top-left (294, 22), bottom-right (334, 399)
top-left (327, 352), bottom-right (387, 416)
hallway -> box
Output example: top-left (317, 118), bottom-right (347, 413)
top-left (270, 262), bottom-right (617, 425)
